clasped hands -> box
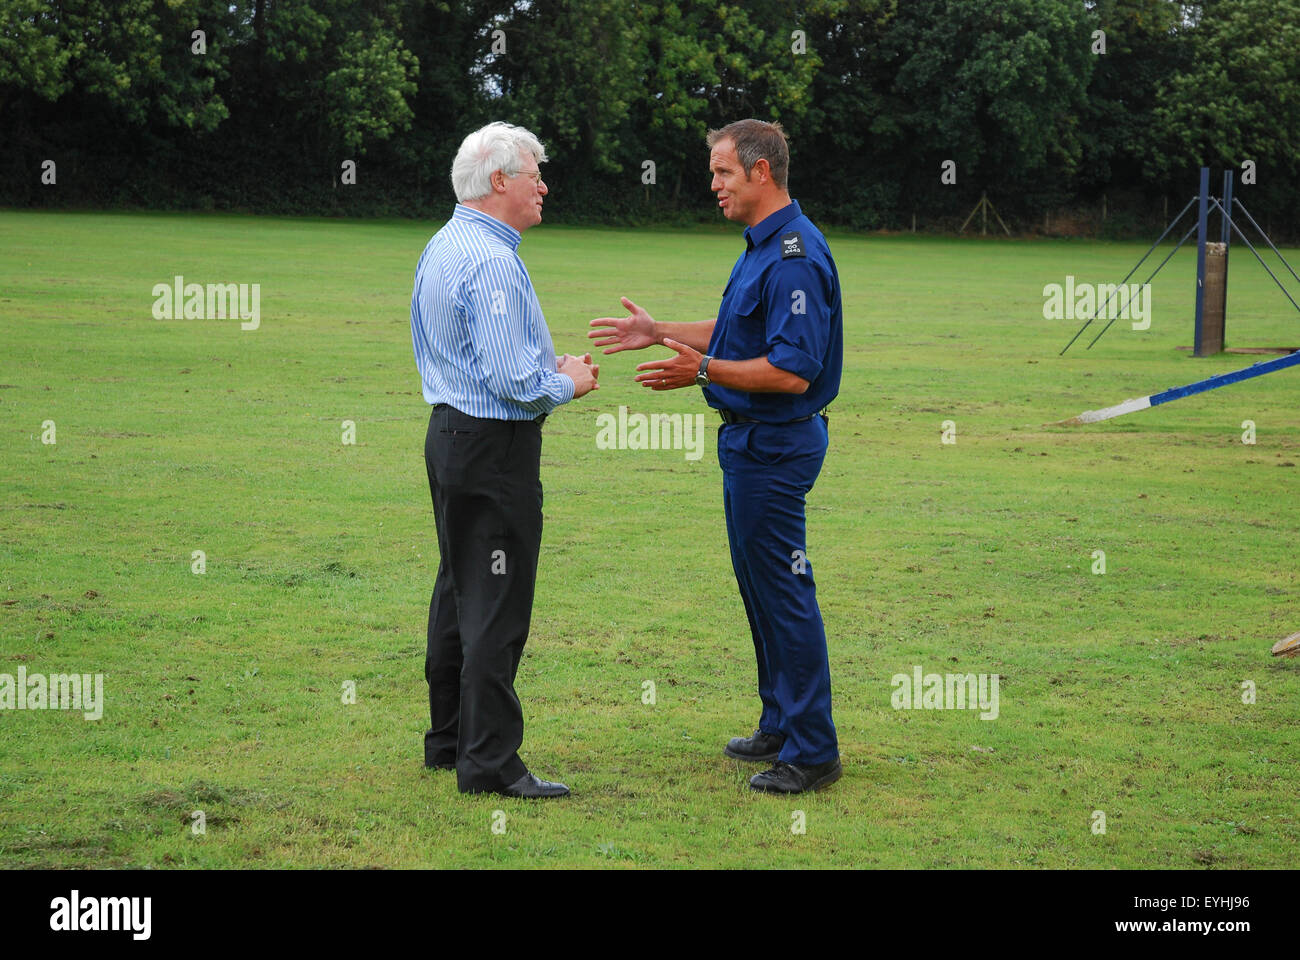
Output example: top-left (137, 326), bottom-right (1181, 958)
top-left (557, 352), bottom-right (599, 397)
top-left (587, 296), bottom-right (701, 391)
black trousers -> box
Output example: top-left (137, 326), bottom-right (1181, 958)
top-left (423, 404), bottom-right (543, 793)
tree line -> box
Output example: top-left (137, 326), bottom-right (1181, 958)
top-left (3, 0), bottom-right (1299, 236)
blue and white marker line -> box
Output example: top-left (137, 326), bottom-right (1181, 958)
top-left (1052, 350), bottom-right (1300, 426)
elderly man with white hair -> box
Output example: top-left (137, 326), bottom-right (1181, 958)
top-left (411, 121), bottom-right (598, 799)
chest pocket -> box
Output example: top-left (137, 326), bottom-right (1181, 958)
top-left (730, 284), bottom-right (763, 323)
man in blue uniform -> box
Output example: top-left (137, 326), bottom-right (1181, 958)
top-left (589, 119), bottom-right (843, 793)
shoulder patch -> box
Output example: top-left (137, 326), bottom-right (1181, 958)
top-left (780, 231), bottom-right (806, 259)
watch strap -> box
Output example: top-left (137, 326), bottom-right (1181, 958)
top-left (697, 354), bottom-right (713, 386)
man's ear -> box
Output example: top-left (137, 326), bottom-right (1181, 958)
top-left (491, 169), bottom-right (508, 194)
top-left (752, 158), bottom-right (771, 185)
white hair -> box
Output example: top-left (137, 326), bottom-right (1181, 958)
top-left (451, 122), bottom-right (548, 203)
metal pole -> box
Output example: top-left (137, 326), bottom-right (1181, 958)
top-left (1233, 198), bottom-right (1300, 287)
top-left (1059, 194), bottom-right (1199, 355)
top-left (1220, 171), bottom-right (1234, 246)
top-left (1086, 219), bottom-right (1200, 350)
top-left (1052, 350), bottom-right (1300, 426)
top-left (1221, 170), bottom-right (1233, 345)
top-left (1211, 198), bottom-right (1300, 317)
top-left (1193, 167), bottom-right (1210, 357)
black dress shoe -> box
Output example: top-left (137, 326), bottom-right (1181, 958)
top-left (495, 772), bottom-right (570, 799)
top-left (424, 761), bottom-right (455, 771)
top-left (749, 759), bottom-right (842, 794)
top-left (724, 729), bottom-right (786, 762)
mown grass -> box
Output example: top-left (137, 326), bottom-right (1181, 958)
top-left (1, 209), bottom-right (1297, 868)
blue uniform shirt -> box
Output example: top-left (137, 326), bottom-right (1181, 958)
top-left (411, 204), bottom-right (575, 420)
top-left (704, 201), bottom-right (843, 422)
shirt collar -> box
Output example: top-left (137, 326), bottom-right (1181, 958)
top-left (453, 203), bottom-right (522, 251)
top-left (744, 200), bottom-right (802, 250)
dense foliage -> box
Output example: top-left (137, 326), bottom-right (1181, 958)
top-left (3, 0), bottom-right (1298, 234)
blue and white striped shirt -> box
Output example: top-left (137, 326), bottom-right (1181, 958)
top-left (411, 205), bottom-right (575, 419)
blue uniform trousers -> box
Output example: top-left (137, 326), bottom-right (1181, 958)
top-left (718, 416), bottom-right (838, 766)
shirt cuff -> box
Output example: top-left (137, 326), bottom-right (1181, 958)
top-left (766, 342), bottom-right (823, 384)
top-left (552, 371), bottom-right (577, 405)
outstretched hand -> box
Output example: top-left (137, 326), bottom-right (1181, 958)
top-left (633, 338), bottom-right (703, 391)
top-left (589, 297), bottom-right (659, 354)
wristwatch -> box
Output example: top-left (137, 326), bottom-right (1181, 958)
top-left (695, 355), bottom-right (713, 387)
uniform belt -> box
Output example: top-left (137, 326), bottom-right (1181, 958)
top-left (718, 409), bottom-right (827, 426)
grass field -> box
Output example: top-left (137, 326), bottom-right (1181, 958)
top-left (1, 209), bottom-right (1298, 868)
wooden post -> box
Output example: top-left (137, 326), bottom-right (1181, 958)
top-left (1201, 242), bottom-right (1227, 355)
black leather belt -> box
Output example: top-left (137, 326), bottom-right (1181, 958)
top-left (432, 403), bottom-right (545, 426)
top-left (718, 409), bottom-right (827, 426)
